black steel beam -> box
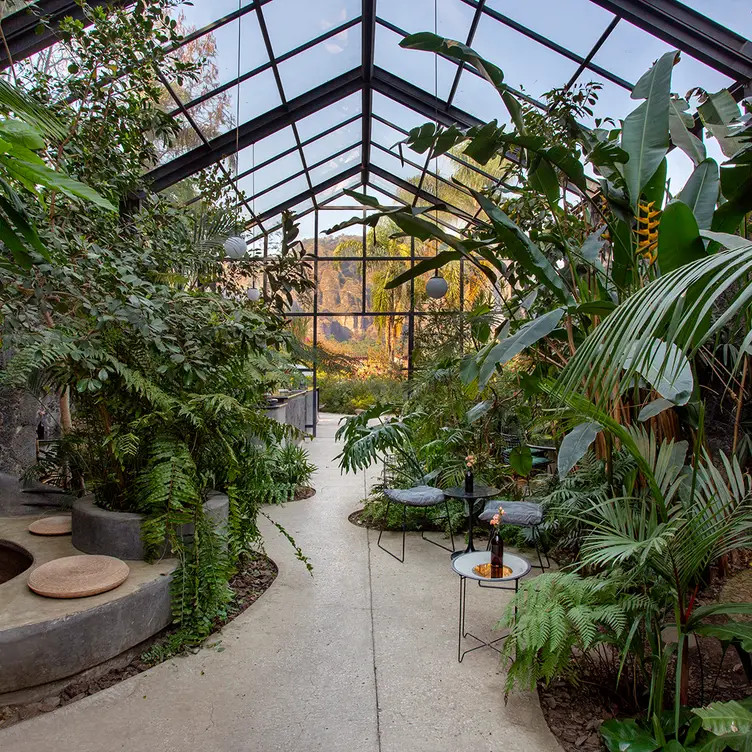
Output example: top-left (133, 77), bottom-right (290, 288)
top-left (254, 163), bottom-right (361, 223)
top-left (0, 0), bottom-right (129, 68)
top-left (145, 68), bottom-right (362, 192)
top-left (362, 0), bottom-right (376, 186)
top-left (589, 0), bottom-right (752, 83)
top-left (372, 67), bottom-right (483, 129)
top-left (370, 163), bottom-right (484, 227)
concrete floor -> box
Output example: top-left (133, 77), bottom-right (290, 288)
top-left (0, 414), bottom-right (561, 752)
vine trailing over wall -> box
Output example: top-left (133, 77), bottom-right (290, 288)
top-left (0, 0), bottom-right (315, 645)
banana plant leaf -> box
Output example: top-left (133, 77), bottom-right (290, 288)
top-left (657, 201), bottom-right (707, 274)
top-left (677, 159), bottom-right (720, 230)
top-left (558, 420), bottom-right (601, 477)
top-left (621, 51), bottom-right (677, 209)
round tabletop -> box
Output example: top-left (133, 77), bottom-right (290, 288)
top-left (443, 484), bottom-right (499, 501)
top-left (451, 551), bottom-right (531, 582)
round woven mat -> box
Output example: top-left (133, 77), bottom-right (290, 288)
top-left (28, 555), bottom-right (129, 599)
top-left (28, 515), bottom-right (72, 536)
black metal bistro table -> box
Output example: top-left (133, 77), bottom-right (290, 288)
top-left (443, 484), bottom-right (499, 559)
top-left (451, 550), bottom-right (531, 662)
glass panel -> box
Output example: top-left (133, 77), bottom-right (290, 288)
top-left (374, 23), bottom-right (458, 100)
top-left (317, 260), bottom-right (363, 310)
top-left (371, 118), bottom-right (406, 150)
top-left (660, 0), bottom-right (751, 42)
top-left (472, 13), bottom-right (579, 98)
top-left (316, 173), bottom-right (361, 204)
top-left (278, 25), bottom-right (361, 101)
top-left (371, 144), bottom-right (424, 185)
top-left (263, 0), bottom-right (361, 58)
top-left (238, 68), bottom-right (283, 123)
top-left (167, 0), bottom-right (251, 32)
top-left (590, 19), bottom-right (735, 94)
top-left (376, 0), bottom-right (475, 40)
top-left (452, 68), bottom-right (511, 124)
top-left (185, 68), bottom-right (282, 140)
top-left (169, 12), bottom-right (267, 100)
top-left (237, 126), bottom-right (298, 175)
top-left (303, 119), bottom-right (361, 165)
top-left (238, 150), bottom-right (304, 197)
top-left (309, 147), bottom-right (362, 186)
top-left (368, 174), bottom-right (409, 204)
top-left (153, 113), bottom-right (201, 164)
top-left (484, 0), bottom-right (615, 56)
top-left (364, 185), bottom-right (400, 205)
top-left (295, 93), bottom-right (362, 141)
top-left (372, 92), bottom-right (431, 133)
top-left (366, 259), bottom-right (410, 311)
top-left (254, 173), bottom-right (310, 214)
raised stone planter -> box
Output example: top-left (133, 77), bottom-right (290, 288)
top-left (72, 493), bottom-right (229, 561)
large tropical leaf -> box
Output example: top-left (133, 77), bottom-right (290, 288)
top-left (621, 51), bottom-right (677, 209)
top-left (558, 421), bottom-right (601, 477)
top-left (668, 96), bottom-right (706, 166)
top-left (677, 158), bottom-right (719, 230)
top-left (692, 699), bottom-right (752, 738)
top-left (657, 200), bottom-right (707, 274)
top-left (478, 308), bottom-right (565, 387)
top-left (600, 719), bottom-right (660, 752)
top-left (555, 241), bottom-right (752, 405)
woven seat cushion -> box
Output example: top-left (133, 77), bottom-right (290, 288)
top-left (479, 500), bottom-right (543, 526)
top-left (384, 485), bottom-right (445, 507)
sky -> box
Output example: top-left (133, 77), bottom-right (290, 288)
top-left (163, 0), bottom-right (752, 239)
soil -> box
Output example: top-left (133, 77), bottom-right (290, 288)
top-left (0, 553), bottom-right (277, 730)
top-left (291, 485), bottom-right (316, 502)
top-left (538, 553), bottom-right (752, 752)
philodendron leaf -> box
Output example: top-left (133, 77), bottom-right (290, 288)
top-left (621, 51), bottom-right (677, 209)
top-left (600, 719), bottom-right (660, 752)
top-left (478, 308), bottom-right (565, 387)
top-left (693, 622), bottom-right (752, 652)
top-left (509, 445), bottom-right (532, 477)
top-left (638, 398), bottom-right (676, 421)
top-left (677, 158), bottom-right (719, 230)
top-left (623, 339), bottom-right (694, 405)
top-left (558, 421), bottom-right (601, 478)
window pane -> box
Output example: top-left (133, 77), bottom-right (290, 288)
top-left (237, 126), bottom-right (298, 175)
top-left (318, 260), bottom-right (363, 311)
top-left (255, 173), bottom-right (310, 214)
top-left (278, 25), bottom-right (361, 101)
top-left (484, 0), bottom-right (615, 56)
top-left (371, 144), bottom-right (423, 184)
top-left (452, 68), bottom-right (510, 124)
top-left (238, 150), bottom-right (304, 197)
top-left (375, 23), bottom-right (458, 100)
top-left (376, 0), bottom-right (475, 40)
top-left (296, 94), bottom-right (361, 142)
top-left (304, 119), bottom-right (361, 165)
top-left (589, 19), bottom-right (735, 94)
top-left (168, 0), bottom-right (251, 32)
top-left (309, 146), bottom-right (361, 186)
top-left (472, 13), bottom-right (579, 97)
top-left (372, 92), bottom-right (431, 133)
top-left (238, 68), bottom-right (283, 123)
top-left (316, 173), bottom-right (361, 204)
top-left (571, 74), bottom-right (634, 126)
top-left (263, 0), bottom-right (361, 57)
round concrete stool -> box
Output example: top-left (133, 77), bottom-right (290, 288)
top-left (28, 555), bottom-right (129, 599)
top-left (28, 515), bottom-right (72, 536)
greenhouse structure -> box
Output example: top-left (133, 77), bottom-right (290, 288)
top-left (0, 1), bottom-right (751, 751)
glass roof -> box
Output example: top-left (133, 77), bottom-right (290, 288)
top-left (105, 0), bottom-right (752, 235)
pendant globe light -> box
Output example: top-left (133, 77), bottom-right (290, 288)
top-left (425, 269), bottom-right (448, 298)
top-left (246, 282), bottom-right (261, 302)
top-left (224, 235), bottom-right (247, 259)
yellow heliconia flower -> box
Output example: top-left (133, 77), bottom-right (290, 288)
top-left (636, 200), bottom-right (661, 264)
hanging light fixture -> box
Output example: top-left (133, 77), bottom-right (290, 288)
top-left (425, 269), bottom-right (448, 299)
top-left (246, 283), bottom-right (261, 302)
top-left (423, 0), bottom-right (446, 304)
top-left (224, 235), bottom-right (247, 259)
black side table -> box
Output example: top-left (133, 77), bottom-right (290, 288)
top-left (443, 484), bottom-right (499, 559)
top-left (451, 551), bottom-right (531, 662)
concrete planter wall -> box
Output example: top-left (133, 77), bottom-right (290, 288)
top-left (72, 492), bottom-right (229, 561)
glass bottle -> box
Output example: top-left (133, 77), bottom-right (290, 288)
top-left (490, 527), bottom-right (504, 578)
top-left (464, 468), bottom-right (474, 493)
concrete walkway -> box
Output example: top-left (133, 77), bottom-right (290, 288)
top-left (0, 414), bottom-right (561, 752)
